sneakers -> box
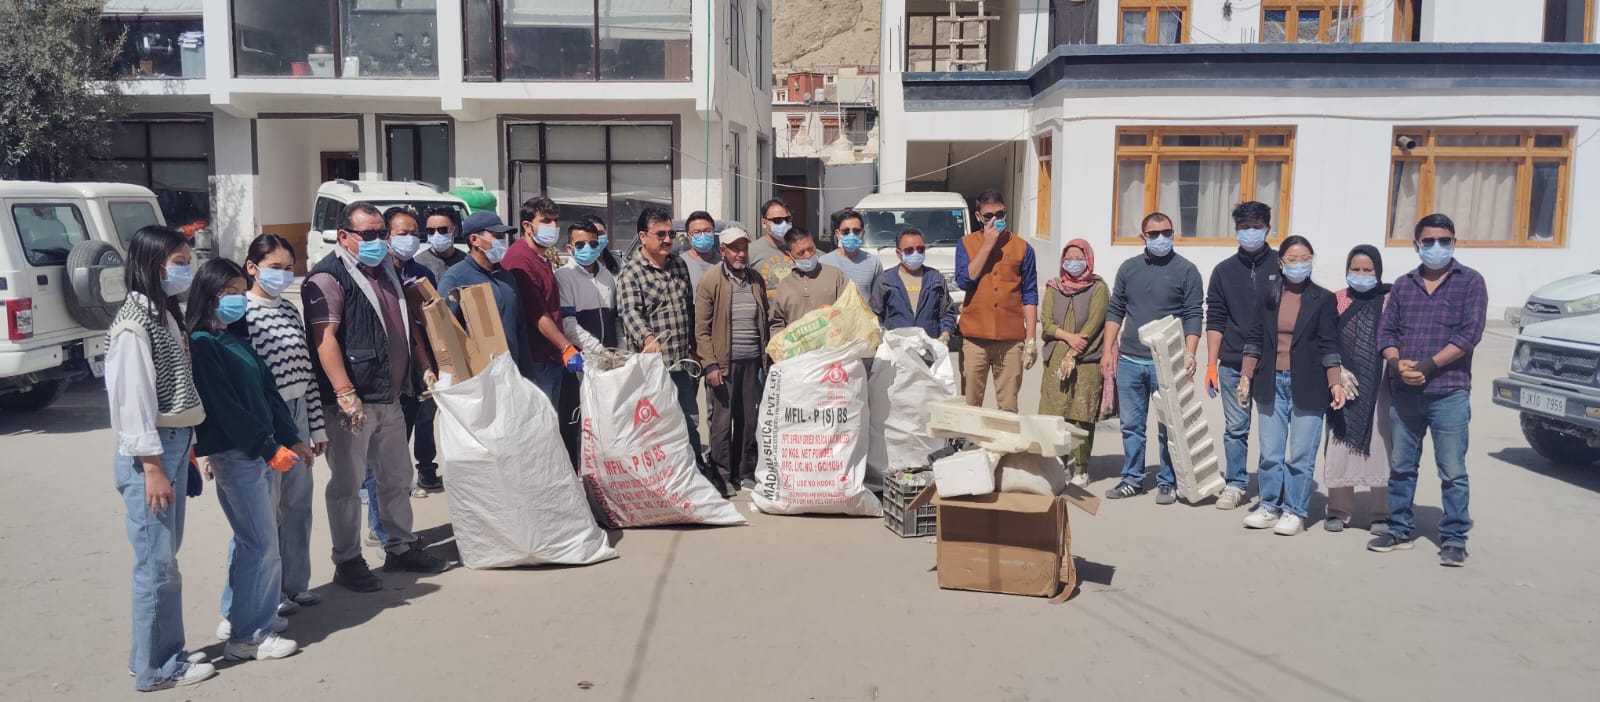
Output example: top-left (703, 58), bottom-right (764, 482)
top-left (131, 651), bottom-right (207, 678)
top-left (288, 591), bottom-right (321, 607)
top-left (138, 661), bottom-right (217, 691)
top-left (334, 556), bottom-right (384, 593)
top-left (1366, 532), bottom-right (1415, 552)
top-left (276, 599), bottom-right (300, 616)
top-left (416, 467), bottom-right (444, 491)
top-left (1369, 520), bottom-right (1390, 535)
top-left (1439, 545), bottom-right (1468, 567)
top-left (364, 532), bottom-right (381, 548)
top-left (1323, 517), bottom-right (1346, 533)
top-left (216, 616), bottom-right (287, 641)
top-left (1154, 485), bottom-right (1177, 505)
top-left (1215, 486), bottom-right (1246, 510)
top-left (383, 545), bottom-right (450, 573)
top-left (1104, 481), bottom-right (1143, 499)
top-left (223, 633), bottom-right (299, 661)
top-left (1243, 508), bottom-right (1281, 529)
top-left (1069, 473), bottom-right (1090, 488)
top-left (739, 479), bottom-right (756, 490)
top-left (1273, 513), bottom-right (1304, 536)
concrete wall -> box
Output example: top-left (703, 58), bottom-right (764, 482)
top-left (255, 119), bottom-right (359, 226)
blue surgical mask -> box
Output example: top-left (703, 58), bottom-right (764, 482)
top-left (1236, 228), bottom-right (1268, 251)
top-left (691, 233), bottom-right (716, 253)
top-left (902, 252), bottom-right (926, 270)
top-left (390, 234), bottom-right (421, 261)
top-left (769, 220), bottom-right (792, 237)
top-left (1283, 261), bottom-right (1313, 283)
top-left (572, 244), bottom-right (602, 267)
top-left (993, 219), bottom-right (1007, 234)
top-left (1063, 260), bottom-right (1088, 277)
top-left (1145, 235), bottom-right (1174, 257)
top-left (428, 232), bottom-right (454, 253)
top-left (793, 256), bottom-right (818, 273)
top-left (840, 234), bottom-right (864, 252)
top-left (161, 264), bottom-right (192, 296)
top-left (598, 234), bottom-right (609, 249)
top-left (1347, 274), bottom-right (1379, 293)
top-left (217, 294), bottom-right (248, 324)
top-left (1418, 241), bottom-right (1454, 270)
top-left (357, 240), bottom-right (389, 267)
top-left (482, 238), bottom-right (508, 264)
top-left (534, 224), bottom-right (560, 248)
top-left (256, 268), bottom-right (294, 297)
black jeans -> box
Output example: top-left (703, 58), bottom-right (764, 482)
top-left (705, 359), bottom-right (763, 489)
top-left (558, 372), bottom-right (583, 471)
top-left (400, 394), bottom-right (438, 472)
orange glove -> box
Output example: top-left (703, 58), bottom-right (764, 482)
top-left (268, 446), bottom-right (299, 472)
top-left (1204, 362), bottom-right (1221, 398)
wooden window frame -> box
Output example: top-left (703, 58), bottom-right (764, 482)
top-left (1261, 1), bottom-right (1363, 43)
top-left (1385, 127), bottom-right (1574, 249)
top-left (1035, 134), bottom-right (1053, 236)
top-left (502, 118), bottom-right (678, 251)
top-left (1117, 0), bottom-right (1191, 44)
top-left (1393, 0), bottom-right (1421, 42)
top-left (1111, 126), bottom-right (1296, 245)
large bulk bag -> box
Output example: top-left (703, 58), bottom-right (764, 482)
top-left (752, 340), bottom-right (882, 516)
top-left (868, 328), bottom-right (958, 484)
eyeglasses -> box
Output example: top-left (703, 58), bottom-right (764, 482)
top-left (900, 245), bottom-right (926, 254)
top-left (766, 216), bottom-right (792, 225)
top-left (688, 229), bottom-right (715, 236)
top-left (645, 230), bottom-right (674, 240)
top-left (1143, 228), bottom-right (1175, 239)
top-left (343, 228), bottom-right (389, 242)
top-left (572, 240), bottom-right (604, 250)
top-left (1419, 236), bottom-right (1455, 247)
top-left (978, 211), bottom-right (1008, 221)
top-left (1282, 255), bottom-right (1314, 265)
top-left (423, 226), bottom-right (454, 236)
top-left (839, 227), bottom-right (863, 236)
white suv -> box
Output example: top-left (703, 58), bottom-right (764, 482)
top-left (306, 180), bottom-right (470, 265)
top-left (1, 182), bottom-right (162, 412)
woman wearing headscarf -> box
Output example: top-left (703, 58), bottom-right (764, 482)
top-left (1038, 239), bottom-right (1109, 487)
top-left (1322, 244), bottom-right (1393, 532)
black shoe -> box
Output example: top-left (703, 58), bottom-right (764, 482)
top-left (1154, 485), bottom-right (1177, 505)
top-left (1366, 532), bottom-right (1415, 553)
top-left (1104, 481), bottom-right (1143, 499)
top-left (720, 483), bottom-right (738, 499)
top-left (384, 545), bottom-right (449, 573)
top-left (333, 556), bottom-right (383, 593)
top-left (1324, 517), bottom-right (1346, 533)
top-left (1439, 545), bottom-right (1468, 567)
top-left (416, 467), bottom-right (443, 492)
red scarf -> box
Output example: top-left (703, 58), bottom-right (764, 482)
top-left (1045, 238), bottom-right (1098, 295)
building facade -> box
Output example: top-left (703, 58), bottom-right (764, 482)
top-left (877, 0), bottom-right (1600, 311)
top-left (96, 0), bottom-right (772, 259)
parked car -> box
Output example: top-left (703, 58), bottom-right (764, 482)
top-left (1492, 316), bottom-right (1600, 466)
top-left (853, 192), bottom-right (973, 307)
top-left (1507, 269), bottom-right (1600, 330)
top-left (306, 180), bottom-right (470, 266)
top-left (1, 182), bottom-right (161, 412)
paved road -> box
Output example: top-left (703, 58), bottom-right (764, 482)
top-left (3, 325), bottom-right (1598, 701)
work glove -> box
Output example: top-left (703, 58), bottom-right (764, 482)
top-left (1205, 362), bottom-right (1221, 398)
top-left (1234, 376), bottom-right (1252, 407)
top-left (562, 344), bottom-right (585, 373)
top-left (1022, 339), bottom-right (1037, 370)
top-left (1339, 368), bottom-right (1360, 401)
top-left (1057, 350), bottom-right (1077, 382)
top-left (335, 388), bottom-right (366, 433)
top-left (268, 446), bottom-right (301, 473)
top-left (1183, 352), bottom-right (1197, 377)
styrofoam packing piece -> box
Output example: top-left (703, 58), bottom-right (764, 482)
top-left (925, 399), bottom-right (1089, 457)
top-left (1137, 316), bottom-right (1226, 503)
top-left (932, 448), bottom-right (1000, 498)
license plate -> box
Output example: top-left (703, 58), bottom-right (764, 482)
top-left (89, 355), bottom-right (106, 378)
top-left (1520, 389), bottom-right (1566, 415)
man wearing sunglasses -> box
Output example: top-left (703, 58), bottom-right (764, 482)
top-left (304, 202), bottom-right (448, 592)
top-left (954, 189), bottom-right (1038, 413)
top-left (502, 197), bottom-right (584, 405)
top-left (1101, 211), bottom-right (1205, 505)
top-left (1370, 213), bottom-right (1486, 567)
top-left (869, 226), bottom-right (957, 344)
top-left (819, 207), bottom-right (883, 299)
top-left (554, 219), bottom-right (620, 464)
top-left (750, 198), bottom-right (796, 300)
top-left (414, 206), bottom-right (467, 282)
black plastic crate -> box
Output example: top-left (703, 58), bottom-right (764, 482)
top-left (882, 470), bottom-right (936, 538)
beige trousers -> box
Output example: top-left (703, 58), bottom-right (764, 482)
top-left (961, 337), bottom-right (1024, 413)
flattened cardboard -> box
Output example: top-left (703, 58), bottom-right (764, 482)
top-left (404, 277), bottom-right (438, 322)
top-left (456, 283), bottom-right (509, 361)
top-left (420, 298), bottom-right (476, 381)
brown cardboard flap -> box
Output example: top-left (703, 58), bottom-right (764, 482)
top-left (1059, 484), bottom-right (1102, 516)
top-left (934, 491), bottom-right (1058, 514)
top-left (420, 299), bottom-right (476, 381)
top-left (457, 283), bottom-right (509, 360)
top-left (404, 278), bottom-right (439, 317)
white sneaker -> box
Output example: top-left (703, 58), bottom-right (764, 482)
top-left (174, 662), bottom-right (217, 687)
top-left (1274, 513), bottom-right (1304, 536)
top-left (1215, 486), bottom-right (1247, 510)
top-left (224, 633), bottom-right (299, 661)
top-left (1070, 473), bottom-right (1090, 488)
top-left (217, 615), bottom-right (288, 641)
top-left (130, 652), bottom-right (206, 676)
top-left (1243, 508), bottom-right (1281, 529)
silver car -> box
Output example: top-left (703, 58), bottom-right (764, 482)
top-left (1512, 270), bottom-right (1600, 330)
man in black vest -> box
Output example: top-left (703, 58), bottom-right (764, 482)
top-left (305, 202), bottom-right (448, 592)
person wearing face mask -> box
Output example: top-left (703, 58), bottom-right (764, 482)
top-left (1236, 236), bottom-right (1346, 537)
top-left (955, 190), bottom-right (1038, 414)
top-left (554, 219), bottom-right (620, 465)
top-left (187, 258), bottom-right (308, 662)
top-left (868, 226), bottom-right (957, 343)
top-left (1203, 201), bottom-right (1283, 511)
top-left (819, 208), bottom-right (883, 299)
top-left (1102, 212), bottom-right (1204, 504)
top-left (768, 228), bottom-right (851, 339)
top-left (694, 227), bottom-right (770, 497)
top-left (303, 202), bottom-right (448, 592)
top-left (378, 206), bottom-right (441, 497)
top-left (580, 214), bottom-right (621, 275)
top-left (502, 196), bottom-right (582, 405)
top-left (414, 206), bottom-right (468, 280)
top-left (439, 211), bottom-right (536, 379)
top-left (1370, 213), bottom-right (1487, 567)
top-left (1038, 239), bottom-right (1109, 489)
top-left (751, 198), bottom-right (797, 300)
top-left (680, 210), bottom-right (722, 290)
top-left (1323, 245), bottom-right (1393, 534)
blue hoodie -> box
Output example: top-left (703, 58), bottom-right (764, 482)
top-left (869, 265), bottom-right (958, 339)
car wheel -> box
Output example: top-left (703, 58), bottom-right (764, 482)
top-left (64, 240), bottom-right (127, 330)
top-left (0, 380), bottom-right (65, 413)
top-left (1521, 414), bottom-right (1600, 466)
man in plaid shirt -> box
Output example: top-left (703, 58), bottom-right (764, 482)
top-left (617, 206), bottom-right (708, 473)
top-left (1369, 213), bottom-right (1488, 568)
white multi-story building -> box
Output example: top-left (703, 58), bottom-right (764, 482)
top-left (95, 0), bottom-right (772, 262)
top-left (878, 0), bottom-right (1600, 310)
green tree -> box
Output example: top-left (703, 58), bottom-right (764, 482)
top-left (0, 0), bottom-right (127, 181)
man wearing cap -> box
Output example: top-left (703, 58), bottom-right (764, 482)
top-left (438, 211), bottom-right (535, 378)
top-left (694, 226), bottom-right (769, 497)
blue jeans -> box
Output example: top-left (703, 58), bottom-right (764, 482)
top-left (1255, 371), bottom-right (1325, 518)
top-left (1217, 362), bottom-right (1253, 490)
top-left (210, 449), bottom-right (283, 643)
top-left (222, 395), bottom-right (315, 613)
top-left (364, 467), bottom-right (390, 543)
top-left (671, 368), bottom-right (709, 473)
top-left (1117, 357), bottom-right (1175, 488)
top-left (1386, 389), bottom-right (1473, 546)
top-left (527, 361), bottom-right (564, 408)
top-left (117, 427), bottom-right (197, 691)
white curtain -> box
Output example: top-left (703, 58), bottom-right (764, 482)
top-left (1121, 11), bottom-right (1147, 44)
top-left (1116, 160), bottom-right (1147, 239)
top-left (1433, 161), bottom-right (1517, 241)
top-left (1159, 160), bottom-right (1240, 239)
top-left (1256, 161), bottom-right (1284, 221)
top-left (1157, 9), bottom-right (1183, 43)
top-left (1388, 161), bottom-right (1421, 241)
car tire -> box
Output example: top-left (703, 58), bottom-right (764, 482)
top-left (64, 240), bottom-right (127, 330)
top-left (1521, 414), bottom-right (1600, 466)
top-left (0, 380), bottom-right (65, 413)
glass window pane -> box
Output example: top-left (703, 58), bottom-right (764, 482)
top-left (610, 163), bottom-right (673, 252)
top-left (107, 123), bottom-right (148, 159)
top-left (151, 161), bottom-right (209, 193)
top-left (1158, 159), bottom-right (1242, 238)
top-left (109, 202), bottom-right (162, 247)
top-left (1164, 133), bottom-right (1246, 148)
top-left (150, 123), bottom-right (209, 159)
top-left (104, 17), bottom-right (206, 78)
top-left (1156, 9), bottom-right (1183, 43)
top-left (546, 125), bottom-right (607, 160)
top-left (1296, 10), bottom-right (1322, 42)
top-left (1534, 134), bottom-right (1567, 148)
top-left (340, 0), bottom-right (438, 78)
top-left (1116, 160), bottom-right (1148, 239)
top-left (1330, 7), bottom-right (1359, 42)
top-left (418, 125), bottom-right (448, 186)
top-left (1437, 134), bottom-right (1522, 148)
top-left (1544, 0), bottom-right (1588, 42)
top-left (464, 0), bottom-right (496, 78)
top-left (1264, 10), bottom-right (1288, 43)
top-left (600, 0), bottom-right (690, 80)
top-left (1388, 160), bottom-right (1422, 241)
top-left (233, 0), bottom-right (337, 77)
top-left (1258, 134), bottom-right (1288, 148)
top-left (1121, 11), bottom-right (1148, 44)
top-left (88, 160), bottom-right (146, 184)
top-left (503, 0), bottom-right (596, 80)
top-left (1527, 162), bottom-right (1562, 241)
top-left (611, 125), bottom-right (672, 160)
top-left (1433, 160), bottom-right (1517, 241)
top-left (514, 163), bottom-right (543, 215)
top-left (1255, 161), bottom-right (1284, 217)
top-left (545, 164), bottom-right (607, 243)
top-left (1118, 133), bottom-right (1149, 147)
top-left (11, 205), bottom-right (90, 267)
top-left (387, 126), bottom-right (417, 180)
top-left (508, 125), bottom-right (542, 161)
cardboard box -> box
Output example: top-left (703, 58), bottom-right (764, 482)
top-left (419, 298), bottom-right (477, 382)
top-left (908, 484), bottom-right (1100, 602)
top-left (404, 277), bottom-right (438, 324)
top-left (455, 283), bottom-right (509, 361)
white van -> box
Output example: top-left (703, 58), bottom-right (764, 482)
top-left (306, 180), bottom-right (470, 266)
top-left (853, 192), bottom-right (973, 305)
top-left (1, 182), bottom-right (163, 411)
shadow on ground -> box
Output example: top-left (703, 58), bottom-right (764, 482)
top-left (1490, 447), bottom-right (1600, 493)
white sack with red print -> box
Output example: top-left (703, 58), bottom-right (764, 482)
top-left (752, 340), bottom-right (882, 516)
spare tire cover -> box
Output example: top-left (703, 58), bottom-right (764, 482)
top-left (64, 240), bottom-right (126, 331)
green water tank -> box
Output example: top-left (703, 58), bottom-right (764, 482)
top-left (448, 185), bottom-right (498, 213)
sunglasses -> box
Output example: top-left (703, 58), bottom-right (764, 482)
top-left (1143, 228), bottom-right (1175, 239)
top-left (1419, 236), bottom-right (1455, 247)
top-left (900, 245), bottom-right (926, 254)
top-left (766, 216), bottom-right (792, 225)
top-left (423, 226), bottom-right (454, 236)
top-left (645, 230), bottom-right (674, 240)
top-left (343, 228), bottom-right (390, 242)
top-left (839, 227), bottom-right (863, 236)
top-left (979, 211), bottom-right (1008, 221)
top-left (572, 240), bottom-right (604, 250)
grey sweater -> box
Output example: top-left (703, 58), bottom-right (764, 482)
top-left (1104, 251), bottom-right (1205, 360)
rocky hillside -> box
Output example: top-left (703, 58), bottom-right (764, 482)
top-left (773, 0), bottom-right (881, 70)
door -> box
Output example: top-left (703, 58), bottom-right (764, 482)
top-left (321, 151), bottom-right (360, 182)
top-left (4, 201), bottom-right (92, 342)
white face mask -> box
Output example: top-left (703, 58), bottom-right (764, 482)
top-left (534, 224), bottom-right (560, 248)
top-left (792, 256), bottom-right (817, 273)
top-left (769, 220), bottom-right (792, 237)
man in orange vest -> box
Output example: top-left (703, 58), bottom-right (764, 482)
top-left (954, 190), bottom-right (1039, 412)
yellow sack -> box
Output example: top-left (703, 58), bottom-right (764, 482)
top-left (765, 283), bottom-right (882, 361)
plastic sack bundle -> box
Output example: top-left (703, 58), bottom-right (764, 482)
top-left (431, 353), bottom-right (617, 568)
top-left (752, 339), bottom-right (882, 516)
top-left (580, 352), bottom-right (745, 527)
top-left (868, 328), bottom-right (959, 485)
top-left (765, 284), bottom-right (883, 362)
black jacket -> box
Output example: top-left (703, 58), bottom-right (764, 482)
top-left (1205, 247), bottom-right (1280, 365)
top-left (307, 252), bottom-right (396, 405)
top-left (1243, 282), bottom-right (1341, 412)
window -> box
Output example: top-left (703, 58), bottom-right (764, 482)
top-left (729, 0), bottom-right (744, 72)
top-left (1544, 0), bottom-right (1596, 42)
top-left (108, 202), bottom-right (162, 247)
top-left (1052, 0), bottom-right (1100, 45)
top-left (756, 134), bottom-right (770, 207)
top-left (1387, 128), bottom-right (1572, 247)
top-left (1036, 134), bottom-right (1053, 236)
top-left (756, 4), bottom-right (767, 82)
top-left (88, 121), bottom-right (212, 232)
top-left (385, 123), bottom-right (449, 185)
top-left (11, 205), bottom-right (90, 267)
top-left (1262, 2), bottom-right (1361, 43)
top-left (1118, 1), bottom-right (1188, 44)
top-left (906, 10), bottom-right (991, 70)
top-left (1393, 0), bottom-right (1422, 41)
top-left (731, 131), bottom-right (745, 223)
top-left (1113, 127), bottom-right (1295, 243)
top-left (464, 1), bottom-right (692, 81)
top-left (507, 122), bottom-right (674, 252)
top-left (101, 1), bottom-right (205, 79)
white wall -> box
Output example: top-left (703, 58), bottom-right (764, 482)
top-left (1426, 0), bottom-right (1546, 42)
top-left (254, 119), bottom-right (359, 226)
